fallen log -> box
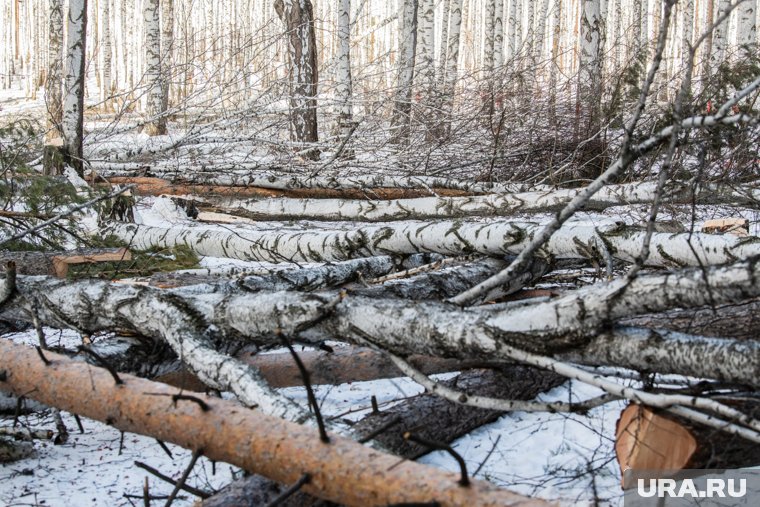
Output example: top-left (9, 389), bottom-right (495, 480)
top-left (98, 176), bottom-right (475, 200)
top-left (103, 219), bottom-right (760, 267)
top-left (620, 299), bottom-right (760, 342)
top-left (105, 171), bottom-right (540, 194)
top-left (148, 254), bottom-right (444, 289)
top-left (0, 248), bottom-right (132, 277)
top-left (191, 182), bottom-right (669, 222)
top-left (187, 180), bottom-right (760, 223)
top-left (352, 367), bottom-right (565, 458)
top-left (0, 340), bottom-right (545, 507)
top-left (156, 346), bottom-right (483, 390)
top-left (164, 257), bottom-right (548, 305)
top-left (3, 259), bottom-right (760, 392)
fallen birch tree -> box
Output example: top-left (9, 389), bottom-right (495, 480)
top-left (104, 219), bottom-right (760, 268)
top-left (185, 180), bottom-right (760, 222)
top-left (3, 254), bottom-right (760, 434)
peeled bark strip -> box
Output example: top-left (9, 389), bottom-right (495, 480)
top-left (104, 219), bottom-right (760, 268)
top-left (0, 341), bottom-right (543, 507)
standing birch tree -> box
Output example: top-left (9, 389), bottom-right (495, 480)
top-left (43, 0), bottom-right (64, 176)
top-left (61, 0), bottom-right (88, 177)
top-left (144, 0), bottom-right (167, 136)
top-left (390, 0), bottom-right (418, 143)
top-left (275, 0), bottom-right (320, 160)
top-left (577, 0), bottom-right (602, 136)
top-left (335, 0), bottom-right (353, 144)
top-left (737, 0), bottom-right (757, 47)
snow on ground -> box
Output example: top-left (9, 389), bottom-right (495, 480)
top-left (1, 326), bottom-right (628, 506)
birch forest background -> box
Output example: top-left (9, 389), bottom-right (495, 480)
top-left (0, 0), bottom-right (759, 506)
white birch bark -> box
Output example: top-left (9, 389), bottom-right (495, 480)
top-left (535, 0), bottom-right (551, 63)
top-left (682, 0), bottom-right (695, 72)
top-left (198, 181), bottom-right (738, 223)
top-left (160, 0), bottom-right (174, 115)
top-left (62, 0), bottom-right (88, 177)
top-left (148, 170), bottom-right (543, 193)
top-left (274, 0), bottom-right (320, 158)
top-left (578, 0), bottom-right (602, 134)
top-left (612, 0), bottom-right (622, 69)
top-left (493, 0), bottom-right (504, 69)
top-left (103, 218), bottom-right (760, 269)
top-left (417, 0), bottom-right (436, 91)
top-left (144, 0), bottom-right (167, 136)
top-left (43, 0), bottom-right (65, 176)
top-left (5, 259), bottom-right (760, 387)
top-left (444, 0), bottom-right (463, 99)
top-left (484, 0), bottom-right (496, 77)
top-left (100, 0), bottom-right (113, 109)
top-left (711, 0), bottom-right (731, 67)
top-left (737, 0), bottom-right (757, 46)
top-left (335, 0), bottom-right (353, 139)
top-left (436, 0), bottom-right (451, 86)
top-left (390, 0), bottom-right (418, 142)
top-left (507, 0), bottom-right (517, 59)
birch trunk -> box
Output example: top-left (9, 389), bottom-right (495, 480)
top-left (100, 0), bottom-right (113, 110)
top-left (335, 0), bottom-right (353, 142)
top-left (507, 0), bottom-right (517, 60)
top-left (196, 180), bottom-right (730, 222)
top-left (737, 0), bottom-right (757, 47)
top-left (103, 219), bottom-right (760, 268)
top-left (702, 0), bottom-right (715, 79)
top-left (493, 0), bottom-right (505, 69)
top-left (274, 0), bottom-right (320, 160)
top-left (3, 263), bottom-right (760, 386)
top-left (160, 0), bottom-right (174, 115)
top-left (443, 0), bottom-right (463, 114)
top-left (61, 0), bottom-right (88, 177)
top-left (143, 0), bottom-right (167, 136)
top-left (578, 0), bottom-right (602, 135)
top-left (710, 0), bottom-right (731, 68)
top-left (682, 0), bottom-right (695, 76)
top-left (390, 0), bottom-right (418, 143)
top-left (484, 0), bottom-right (496, 79)
top-left (436, 0), bottom-right (451, 86)
top-left (417, 0), bottom-right (435, 93)
top-left (43, 0), bottom-right (65, 176)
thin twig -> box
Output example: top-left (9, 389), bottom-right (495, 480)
top-left (164, 449), bottom-right (203, 507)
top-left (134, 460), bottom-right (211, 500)
top-left (404, 432), bottom-right (469, 487)
top-left (264, 473), bottom-right (311, 507)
